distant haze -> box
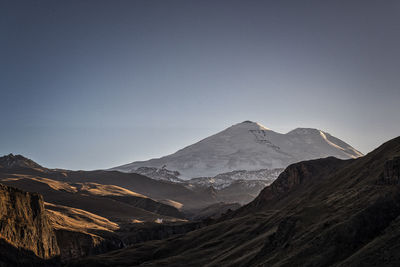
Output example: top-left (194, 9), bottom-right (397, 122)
top-left (1, 0), bottom-right (399, 170)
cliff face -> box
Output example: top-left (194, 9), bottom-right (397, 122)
top-left (0, 183), bottom-right (59, 259)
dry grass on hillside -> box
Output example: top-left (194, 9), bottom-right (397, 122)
top-left (45, 202), bottom-right (119, 234)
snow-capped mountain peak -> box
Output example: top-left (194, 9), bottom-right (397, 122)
top-left (234, 120), bottom-right (270, 130)
top-left (110, 121), bottom-right (363, 179)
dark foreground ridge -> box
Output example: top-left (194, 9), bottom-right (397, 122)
top-left (71, 136), bottom-right (400, 266)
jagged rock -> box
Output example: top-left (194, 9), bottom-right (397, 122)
top-left (0, 183), bottom-right (59, 259)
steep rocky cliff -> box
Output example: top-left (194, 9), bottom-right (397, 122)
top-left (0, 183), bottom-right (59, 262)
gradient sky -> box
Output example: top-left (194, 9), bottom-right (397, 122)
top-left (1, 0), bottom-right (399, 170)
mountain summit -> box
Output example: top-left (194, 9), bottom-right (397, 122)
top-left (111, 121), bottom-right (363, 178)
top-left (0, 154), bottom-right (43, 169)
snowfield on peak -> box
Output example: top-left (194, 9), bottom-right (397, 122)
top-left (110, 121), bottom-right (363, 179)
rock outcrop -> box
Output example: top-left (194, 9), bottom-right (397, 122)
top-left (0, 183), bottom-right (59, 259)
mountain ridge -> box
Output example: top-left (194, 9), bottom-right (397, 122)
top-left (0, 153), bottom-right (45, 170)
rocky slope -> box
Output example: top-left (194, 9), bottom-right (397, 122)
top-left (133, 166), bottom-right (184, 183)
top-left (73, 136), bottom-right (400, 267)
top-left (0, 183), bottom-right (60, 264)
top-left (0, 153), bottom-right (45, 170)
top-left (111, 120), bottom-right (362, 178)
top-left (187, 168), bottom-right (283, 189)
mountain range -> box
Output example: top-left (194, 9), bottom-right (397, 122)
top-left (74, 136), bottom-right (400, 267)
top-left (0, 135), bottom-right (399, 266)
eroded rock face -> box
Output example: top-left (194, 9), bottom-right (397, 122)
top-left (0, 183), bottom-right (59, 259)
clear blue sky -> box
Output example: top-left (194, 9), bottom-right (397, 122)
top-left (1, 0), bottom-right (399, 170)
